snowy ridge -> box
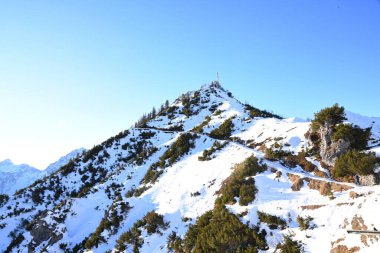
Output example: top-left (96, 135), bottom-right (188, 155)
top-left (0, 83), bottom-right (379, 252)
top-left (45, 148), bottom-right (86, 174)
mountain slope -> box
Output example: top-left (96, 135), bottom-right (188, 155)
top-left (0, 82), bottom-right (379, 253)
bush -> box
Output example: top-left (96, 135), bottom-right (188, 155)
top-left (0, 194), bottom-right (9, 208)
top-left (332, 124), bottom-right (371, 150)
top-left (245, 104), bottom-right (282, 119)
top-left (311, 103), bottom-right (346, 131)
top-left (85, 201), bottom-right (131, 249)
top-left (198, 141), bottom-right (227, 161)
top-left (257, 211), bottom-right (287, 230)
top-left (141, 166), bottom-right (163, 185)
top-left (167, 231), bottom-right (183, 252)
top-left (115, 211), bottom-right (168, 252)
top-left (143, 211), bottom-right (169, 235)
top-left (276, 235), bottom-right (303, 253)
top-left (5, 233), bottom-right (25, 253)
top-left (333, 150), bottom-right (378, 178)
top-left (179, 204), bottom-right (267, 253)
top-left (218, 156), bottom-right (266, 206)
top-left (209, 118), bottom-right (234, 140)
top-left (297, 216), bottom-right (313, 231)
top-left (264, 148), bottom-right (290, 162)
top-left (192, 116), bottom-right (211, 133)
top-left (160, 133), bottom-right (197, 167)
top-left (283, 152), bottom-right (317, 173)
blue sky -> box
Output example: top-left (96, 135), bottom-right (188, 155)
top-left (1, 0), bottom-right (379, 168)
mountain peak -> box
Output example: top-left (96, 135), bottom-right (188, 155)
top-left (199, 81), bottom-right (230, 96)
top-left (201, 80), bottom-right (224, 91)
top-left (0, 159), bottom-right (13, 166)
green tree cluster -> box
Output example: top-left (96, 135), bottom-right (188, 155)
top-left (332, 124), bottom-right (371, 150)
top-left (218, 156), bottom-right (266, 206)
top-left (169, 204), bottom-right (267, 253)
top-left (115, 211), bottom-right (168, 252)
top-left (85, 200), bottom-right (131, 249)
top-left (296, 216), bottom-right (313, 231)
top-left (0, 194), bottom-right (9, 208)
top-left (257, 211), bottom-right (287, 230)
top-left (209, 118), bottom-right (234, 140)
top-left (333, 150), bottom-right (378, 178)
top-left (198, 141), bottom-right (227, 161)
top-left (245, 104), bottom-right (283, 119)
top-left (192, 116), bottom-right (211, 133)
top-left (275, 235), bottom-right (303, 253)
top-left (311, 103), bottom-right (346, 131)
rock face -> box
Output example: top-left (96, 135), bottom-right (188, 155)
top-left (355, 174), bottom-right (379, 186)
top-left (308, 124), bottom-right (350, 167)
top-left (319, 125), bottom-right (350, 166)
top-left (28, 219), bottom-right (62, 252)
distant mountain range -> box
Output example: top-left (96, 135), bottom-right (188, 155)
top-left (0, 148), bottom-right (85, 194)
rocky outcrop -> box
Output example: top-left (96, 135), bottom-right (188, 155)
top-left (306, 178), bottom-right (353, 196)
top-left (287, 173), bottom-right (353, 195)
top-left (330, 245), bottom-right (360, 253)
top-left (28, 219), bottom-right (62, 252)
top-left (355, 174), bottom-right (379, 186)
top-left (308, 124), bottom-right (350, 166)
top-left (287, 173), bottom-right (304, 191)
top-left (320, 138), bottom-right (350, 167)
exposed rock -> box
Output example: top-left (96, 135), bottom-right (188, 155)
top-left (319, 125), bottom-right (350, 166)
top-left (307, 124), bottom-right (350, 167)
top-left (287, 173), bottom-right (304, 191)
top-left (330, 181), bottom-right (354, 192)
top-left (28, 219), bottom-right (62, 252)
top-left (355, 174), bottom-right (379, 186)
top-left (330, 245), bottom-right (360, 253)
top-left (336, 202), bottom-right (353, 207)
top-left (292, 178), bottom-right (304, 191)
top-left (287, 173), bottom-right (301, 183)
top-left (300, 204), bottom-right (325, 210)
top-left (349, 191), bottom-right (359, 199)
top-left (306, 178), bottom-right (353, 196)
top-left (287, 173), bottom-right (353, 194)
top-left (315, 170), bottom-right (328, 178)
top-left (351, 215), bottom-right (368, 231)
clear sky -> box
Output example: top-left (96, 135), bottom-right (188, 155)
top-left (1, 0), bottom-right (379, 169)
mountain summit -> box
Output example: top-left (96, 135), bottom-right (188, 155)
top-left (0, 83), bottom-right (379, 252)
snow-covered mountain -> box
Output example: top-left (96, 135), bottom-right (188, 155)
top-left (0, 82), bottom-right (379, 253)
top-left (0, 148), bottom-right (85, 195)
top-left (0, 160), bottom-right (41, 195)
top-left (45, 148), bottom-right (86, 174)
